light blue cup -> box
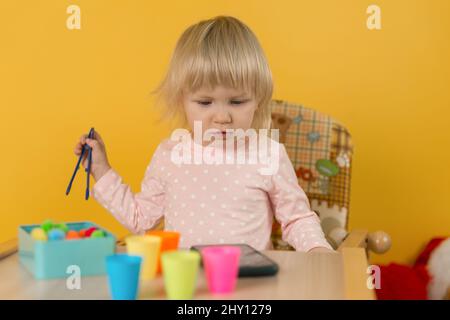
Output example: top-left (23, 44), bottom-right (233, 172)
top-left (106, 254), bottom-right (142, 300)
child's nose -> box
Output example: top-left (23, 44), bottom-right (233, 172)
top-left (213, 107), bottom-right (232, 125)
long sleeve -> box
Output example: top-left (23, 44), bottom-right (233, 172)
top-left (92, 148), bottom-right (166, 234)
top-left (268, 144), bottom-right (333, 252)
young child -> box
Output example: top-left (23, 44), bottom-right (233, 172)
top-left (74, 16), bottom-right (333, 253)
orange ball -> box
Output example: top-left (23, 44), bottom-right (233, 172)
top-left (79, 229), bottom-right (87, 238)
top-left (66, 230), bottom-right (80, 240)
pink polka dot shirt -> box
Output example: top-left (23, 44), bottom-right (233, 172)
top-left (92, 134), bottom-right (332, 252)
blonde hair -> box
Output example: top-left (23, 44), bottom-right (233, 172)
top-left (152, 16), bottom-right (273, 130)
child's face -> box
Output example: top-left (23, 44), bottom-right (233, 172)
top-left (183, 85), bottom-right (257, 141)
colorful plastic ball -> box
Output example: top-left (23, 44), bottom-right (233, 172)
top-left (90, 230), bottom-right (105, 238)
top-left (48, 228), bottom-right (65, 241)
top-left (66, 230), bottom-right (80, 240)
top-left (78, 229), bottom-right (87, 238)
top-left (54, 223), bottom-right (69, 233)
top-left (31, 228), bottom-right (48, 241)
top-left (85, 227), bottom-right (97, 237)
top-left (41, 219), bottom-right (53, 233)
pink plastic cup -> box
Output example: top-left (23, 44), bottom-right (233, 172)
top-left (201, 246), bottom-right (241, 294)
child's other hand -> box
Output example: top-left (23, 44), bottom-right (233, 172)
top-left (74, 130), bottom-right (111, 181)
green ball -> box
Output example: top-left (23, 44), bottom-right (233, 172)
top-left (41, 220), bottom-right (53, 233)
top-left (54, 223), bottom-right (69, 233)
top-left (91, 230), bottom-right (105, 238)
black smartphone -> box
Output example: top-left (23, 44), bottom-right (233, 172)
top-left (190, 243), bottom-right (279, 277)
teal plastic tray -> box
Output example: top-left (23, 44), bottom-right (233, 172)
top-left (18, 221), bottom-right (116, 279)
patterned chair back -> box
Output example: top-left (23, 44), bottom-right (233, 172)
top-left (269, 100), bottom-right (354, 250)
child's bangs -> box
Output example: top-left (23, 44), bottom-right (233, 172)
top-left (182, 46), bottom-right (257, 97)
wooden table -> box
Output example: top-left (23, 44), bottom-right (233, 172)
top-left (0, 241), bottom-right (374, 300)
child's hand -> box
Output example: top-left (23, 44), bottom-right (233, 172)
top-left (74, 130), bottom-right (111, 182)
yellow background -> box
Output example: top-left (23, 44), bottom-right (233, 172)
top-left (1, 0), bottom-right (449, 265)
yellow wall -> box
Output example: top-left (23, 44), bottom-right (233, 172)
top-left (1, 1), bottom-right (449, 265)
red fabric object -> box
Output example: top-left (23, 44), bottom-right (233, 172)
top-left (414, 237), bottom-right (446, 268)
top-left (376, 263), bottom-right (429, 300)
top-left (375, 237), bottom-right (446, 300)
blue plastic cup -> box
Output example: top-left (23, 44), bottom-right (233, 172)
top-left (106, 254), bottom-right (142, 300)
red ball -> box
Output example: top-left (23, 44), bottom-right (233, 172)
top-left (85, 227), bottom-right (97, 237)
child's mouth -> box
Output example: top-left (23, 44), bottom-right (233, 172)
top-left (212, 130), bottom-right (228, 139)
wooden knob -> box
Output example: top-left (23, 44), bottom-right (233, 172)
top-left (367, 231), bottom-right (391, 254)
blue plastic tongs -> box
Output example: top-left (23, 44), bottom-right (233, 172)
top-left (66, 127), bottom-right (95, 200)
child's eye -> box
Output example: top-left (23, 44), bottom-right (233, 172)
top-left (230, 99), bottom-right (249, 106)
top-left (196, 101), bottom-right (212, 106)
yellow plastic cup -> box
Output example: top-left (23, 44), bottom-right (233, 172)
top-left (161, 250), bottom-right (201, 300)
top-left (146, 230), bottom-right (180, 274)
top-left (125, 235), bottom-right (161, 281)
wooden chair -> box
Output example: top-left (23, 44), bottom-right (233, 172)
top-left (269, 100), bottom-right (391, 257)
